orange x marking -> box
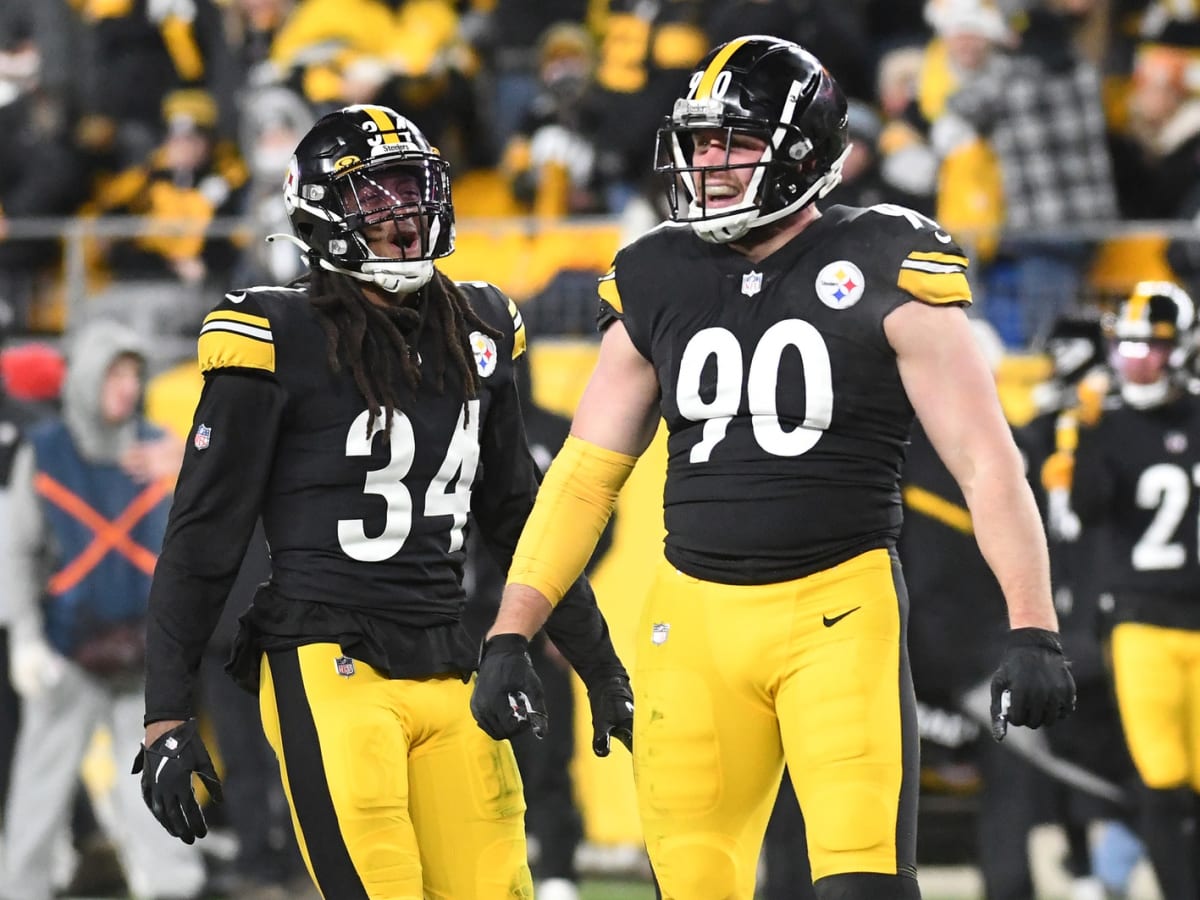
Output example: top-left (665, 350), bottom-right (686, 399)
top-left (34, 473), bottom-right (172, 595)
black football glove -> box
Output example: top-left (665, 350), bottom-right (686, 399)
top-left (990, 627), bottom-right (1076, 741)
top-left (471, 634), bottom-right (549, 741)
top-left (131, 719), bottom-right (223, 844)
top-left (586, 674), bottom-right (634, 757)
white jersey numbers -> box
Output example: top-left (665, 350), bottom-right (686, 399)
top-left (676, 319), bottom-right (833, 463)
top-left (338, 401), bottom-right (481, 561)
top-left (1132, 462), bottom-right (1200, 571)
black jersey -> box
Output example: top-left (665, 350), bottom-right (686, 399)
top-left (598, 204), bottom-right (972, 584)
top-left (145, 279), bottom-right (621, 721)
top-left (1071, 391), bottom-right (1200, 629)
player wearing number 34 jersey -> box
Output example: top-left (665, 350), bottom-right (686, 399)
top-left (136, 105), bottom-right (632, 899)
top-left (474, 35), bottom-right (1076, 900)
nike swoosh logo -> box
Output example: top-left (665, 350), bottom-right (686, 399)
top-left (934, 231), bottom-right (953, 244)
top-left (822, 606), bottom-right (862, 627)
top-left (227, 292), bottom-right (246, 304)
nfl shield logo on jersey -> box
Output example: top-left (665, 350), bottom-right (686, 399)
top-left (335, 656), bottom-right (356, 677)
top-left (741, 271), bottom-right (763, 297)
top-left (193, 424), bottom-right (211, 450)
top-left (651, 622), bottom-right (670, 645)
top-left (470, 331), bottom-right (499, 378)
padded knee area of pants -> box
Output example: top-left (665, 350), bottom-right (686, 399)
top-left (814, 872), bottom-right (921, 900)
top-left (655, 840), bottom-right (740, 900)
top-left (426, 836), bottom-right (532, 900)
top-left (808, 783), bottom-right (892, 853)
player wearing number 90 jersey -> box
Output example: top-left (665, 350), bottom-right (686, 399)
top-left (599, 203), bottom-right (970, 583)
top-left (139, 106), bottom-right (631, 900)
top-left (477, 36), bottom-right (1075, 900)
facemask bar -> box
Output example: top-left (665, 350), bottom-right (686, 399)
top-left (281, 152), bottom-right (454, 293)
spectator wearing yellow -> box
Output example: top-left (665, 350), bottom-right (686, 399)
top-left (921, 0), bottom-right (1013, 263)
top-left (267, 0), bottom-right (488, 167)
top-left (85, 88), bottom-right (249, 288)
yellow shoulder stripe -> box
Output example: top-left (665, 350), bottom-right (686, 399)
top-left (199, 310), bottom-right (275, 373)
top-left (506, 297), bottom-right (527, 360)
top-left (203, 309), bottom-right (271, 330)
top-left (903, 485), bottom-right (974, 535)
top-left (598, 268), bottom-right (623, 314)
top-left (897, 268), bottom-right (972, 306)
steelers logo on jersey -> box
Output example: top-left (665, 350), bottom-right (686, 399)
top-left (470, 331), bottom-right (499, 377)
top-left (815, 260), bottom-right (866, 310)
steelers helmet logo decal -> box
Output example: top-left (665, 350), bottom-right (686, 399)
top-left (470, 331), bottom-right (499, 377)
top-left (815, 261), bottom-right (866, 310)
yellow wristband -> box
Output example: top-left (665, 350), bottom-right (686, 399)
top-left (507, 436), bottom-right (637, 606)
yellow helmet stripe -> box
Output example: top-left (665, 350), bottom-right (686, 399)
top-left (694, 37), bottom-right (749, 99)
top-left (364, 106), bottom-right (400, 145)
top-left (1125, 290), bottom-right (1150, 327)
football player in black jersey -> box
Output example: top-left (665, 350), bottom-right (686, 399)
top-left (132, 105), bottom-right (634, 899)
top-left (1071, 282), bottom-right (1200, 900)
top-left (470, 36), bottom-right (1075, 900)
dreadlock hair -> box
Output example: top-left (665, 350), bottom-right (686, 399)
top-left (306, 266), bottom-right (501, 438)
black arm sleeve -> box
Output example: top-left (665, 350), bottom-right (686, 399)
top-left (144, 371), bottom-right (286, 723)
top-left (471, 374), bottom-right (627, 687)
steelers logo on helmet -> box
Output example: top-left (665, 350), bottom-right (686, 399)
top-left (655, 35), bottom-right (850, 244)
top-left (470, 331), bottom-right (499, 378)
top-left (815, 260), bottom-right (865, 309)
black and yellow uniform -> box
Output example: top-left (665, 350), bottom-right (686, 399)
top-left (598, 204), bottom-right (971, 891)
top-left (144, 281), bottom-right (622, 899)
top-left (1070, 388), bottom-right (1200, 899)
top-left (1071, 390), bottom-right (1200, 789)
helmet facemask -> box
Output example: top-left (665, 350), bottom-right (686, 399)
top-left (280, 107), bottom-right (456, 295)
top-left (328, 158), bottom-right (452, 293)
top-left (655, 87), bottom-right (848, 244)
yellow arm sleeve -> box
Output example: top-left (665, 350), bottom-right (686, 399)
top-left (507, 435), bottom-right (637, 606)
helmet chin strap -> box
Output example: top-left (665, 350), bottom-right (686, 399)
top-left (266, 232), bottom-right (435, 294)
top-left (1121, 378), bottom-right (1171, 409)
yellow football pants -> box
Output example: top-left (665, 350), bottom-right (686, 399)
top-left (1112, 622), bottom-right (1200, 791)
top-left (633, 548), bottom-right (918, 899)
top-left (259, 643), bottom-right (533, 899)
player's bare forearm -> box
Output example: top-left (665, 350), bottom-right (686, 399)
top-left (964, 462), bottom-right (1059, 632)
top-left (487, 583), bottom-right (554, 640)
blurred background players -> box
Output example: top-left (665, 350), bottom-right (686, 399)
top-left (1070, 281), bottom-right (1200, 900)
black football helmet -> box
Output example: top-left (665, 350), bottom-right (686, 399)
top-left (1037, 313), bottom-right (1106, 386)
top-left (277, 104), bottom-right (454, 293)
top-left (1107, 280), bottom-right (1196, 408)
top-left (655, 35), bottom-right (849, 243)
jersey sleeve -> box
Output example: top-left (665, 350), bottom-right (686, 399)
top-left (144, 371), bottom-right (286, 722)
top-left (867, 206), bottom-right (973, 308)
top-left (197, 289), bottom-right (278, 375)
